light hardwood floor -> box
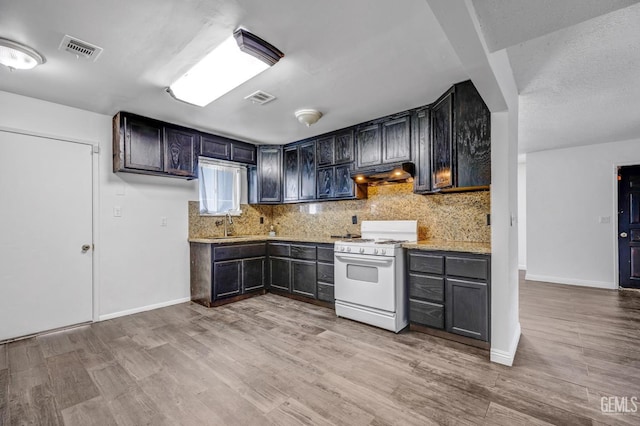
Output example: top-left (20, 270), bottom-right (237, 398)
top-left (1, 275), bottom-right (640, 425)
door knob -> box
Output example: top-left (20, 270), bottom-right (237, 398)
top-left (620, 232), bottom-right (628, 238)
top-left (81, 244), bottom-right (92, 253)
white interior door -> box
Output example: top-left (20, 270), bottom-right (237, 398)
top-left (0, 130), bottom-right (93, 341)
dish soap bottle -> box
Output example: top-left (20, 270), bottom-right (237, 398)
top-left (269, 225), bottom-right (276, 237)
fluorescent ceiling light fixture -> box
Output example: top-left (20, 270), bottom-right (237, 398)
top-left (0, 38), bottom-right (45, 70)
top-left (168, 29), bottom-right (283, 107)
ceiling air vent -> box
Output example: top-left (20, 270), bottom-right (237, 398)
top-left (58, 35), bottom-right (103, 62)
top-left (244, 90), bottom-right (276, 105)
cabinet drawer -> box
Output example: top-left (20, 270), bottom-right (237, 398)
top-left (214, 243), bottom-right (266, 261)
top-left (317, 246), bottom-right (335, 263)
top-left (268, 243), bottom-right (290, 257)
top-left (409, 299), bottom-right (444, 329)
top-left (291, 244), bottom-right (316, 260)
top-left (317, 283), bottom-right (335, 303)
top-left (408, 273), bottom-right (444, 303)
top-left (408, 252), bottom-right (444, 274)
top-left (446, 256), bottom-right (489, 280)
top-left (317, 262), bottom-right (334, 283)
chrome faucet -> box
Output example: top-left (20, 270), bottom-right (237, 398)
top-left (224, 211), bottom-right (233, 237)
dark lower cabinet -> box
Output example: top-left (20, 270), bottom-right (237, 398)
top-left (291, 260), bottom-right (316, 298)
top-left (213, 261), bottom-right (241, 299)
top-left (407, 249), bottom-right (490, 342)
top-left (190, 242), bottom-right (267, 307)
top-left (269, 257), bottom-right (291, 292)
top-left (242, 257), bottom-right (265, 292)
top-left (446, 278), bottom-right (488, 341)
top-left (317, 244), bottom-right (335, 303)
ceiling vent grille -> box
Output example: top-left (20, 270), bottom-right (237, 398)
top-left (58, 35), bottom-right (103, 61)
top-left (244, 90), bottom-right (276, 105)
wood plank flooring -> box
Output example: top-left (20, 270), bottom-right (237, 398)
top-left (1, 274), bottom-right (640, 425)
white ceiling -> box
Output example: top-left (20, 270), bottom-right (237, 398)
top-left (0, 0), bottom-right (467, 145)
top-left (473, 0), bottom-right (640, 153)
top-left (1, 1), bottom-right (639, 153)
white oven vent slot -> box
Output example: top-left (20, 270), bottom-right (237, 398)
top-left (58, 35), bottom-right (103, 62)
top-left (244, 90), bottom-right (276, 105)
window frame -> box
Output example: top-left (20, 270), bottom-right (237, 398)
top-left (198, 157), bottom-right (245, 216)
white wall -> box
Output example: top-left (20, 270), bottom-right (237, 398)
top-left (0, 91), bottom-right (197, 320)
top-left (527, 138), bottom-right (640, 289)
top-left (517, 160), bottom-right (527, 269)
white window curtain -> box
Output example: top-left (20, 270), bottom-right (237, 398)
top-left (198, 158), bottom-right (244, 215)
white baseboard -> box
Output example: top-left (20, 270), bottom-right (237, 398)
top-left (98, 297), bottom-right (191, 321)
top-left (524, 273), bottom-right (614, 289)
top-left (490, 322), bottom-right (521, 366)
top-left (518, 264), bottom-right (526, 270)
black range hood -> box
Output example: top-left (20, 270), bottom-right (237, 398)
top-left (350, 162), bottom-right (415, 185)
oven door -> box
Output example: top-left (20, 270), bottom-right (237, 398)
top-left (334, 252), bottom-right (396, 312)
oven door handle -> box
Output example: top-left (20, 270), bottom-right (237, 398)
top-left (334, 254), bottom-right (394, 266)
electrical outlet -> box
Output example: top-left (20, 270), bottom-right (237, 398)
top-left (161, 217), bottom-right (168, 227)
top-left (260, 217), bottom-right (264, 224)
top-left (352, 215), bottom-right (357, 224)
top-left (113, 206), bottom-right (122, 217)
top-left (486, 214), bottom-right (491, 226)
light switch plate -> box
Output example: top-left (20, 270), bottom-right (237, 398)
top-left (599, 216), bottom-right (611, 224)
top-left (113, 206), bottom-right (122, 217)
top-left (161, 217), bottom-right (168, 227)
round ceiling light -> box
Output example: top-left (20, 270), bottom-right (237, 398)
top-left (0, 37), bottom-right (45, 70)
top-left (295, 109), bottom-right (322, 127)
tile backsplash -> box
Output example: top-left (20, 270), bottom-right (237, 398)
top-left (189, 183), bottom-right (490, 242)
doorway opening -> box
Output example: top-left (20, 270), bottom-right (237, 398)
top-left (617, 165), bottom-right (640, 289)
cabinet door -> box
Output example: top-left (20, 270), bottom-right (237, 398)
top-left (164, 127), bottom-right (197, 177)
top-left (291, 260), bottom-right (317, 298)
top-left (200, 134), bottom-right (230, 160)
top-left (213, 260), bottom-right (241, 299)
top-left (334, 130), bottom-right (354, 164)
top-left (454, 81), bottom-right (491, 188)
top-left (283, 146), bottom-right (299, 202)
top-left (242, 257), bottom-right (265, 292)
top-left (123, 115), bottom-right (163, 172)
top-left (356, 123), bottom-right (382, 168)
top-left (446, 278), bottom-right (488, 341)
top-left (269, 257), bottom-right (290, 292)
top-left (316, 136), bottom-right (334, 167)
top-left (412, 107), bottom-right (431, 193)
top-left (317, 167), bottom-right (334, 199)
top-left (231, 142), bottom-right (257, 165)
top-left (382, 114), bottom-right (411, 164)
top-left (247, 166), bottom-right (258, 204)
top-left (299, 142), bottom-right (316, 200)
top-left (334, 165), bottom-right (354, 198)
top-left (431, 91), bottom-right (454, 190)
top-left (258, 146), bottom-right (282, 203)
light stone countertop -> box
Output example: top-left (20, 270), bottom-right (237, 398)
top-left (403, 240), bottom-right (491, 255)
top-left (189, 236), bottom-right (491, 254)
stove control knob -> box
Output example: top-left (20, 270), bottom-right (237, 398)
top-left (359, 248), bottom-right (365, 254)
top-left (380, 249), bottom-right (386, 255)
top-left (340, 246), bottom-right (345, 252)
top-left (346, 247), bottom-right (351, 253)
top-left (373, 249), bottom-right (378, 255)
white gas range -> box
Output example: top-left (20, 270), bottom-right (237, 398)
top-left (334, 220), bottom-right (417, 333)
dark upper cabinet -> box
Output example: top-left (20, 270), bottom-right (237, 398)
top-left (113, 112), bottom-right (198, 179)
top-left (299, 142), bottom-right (316, 200)
top-left (317, 129), bottom-right (354, 167)
top-left (356, 123), bottom-right (382, 168)
top-left (200, 134), bottom-right (257, 165)
top-left (317, 167), bottom-right (334, 199)
top-left (334, 164), bottom-right (355, 198)
top-left (200, 134), bottom-right (230, 160)
top-left (257, 145), bottom-right (282, 203)
top-left (283, 141), bottom-right (316, 203)
top-left (317, 136), bottom-right (334, 167)
top-left (382, 113), bottom-right (411, 164)
top-left (453, 80), bottom-right (491, 188)
top-left (334, 130), bottom-right (354, 164)
top-left (164, 127), bottom-right (198, 177)
top-left (247, 165), bottom-right (258, 204)
top-left (431, 89), bottom-right (454, 190)
top-left (412, 107), bottom-right (431, 193)
top-left (283, 146), bottom-right (299, 202)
